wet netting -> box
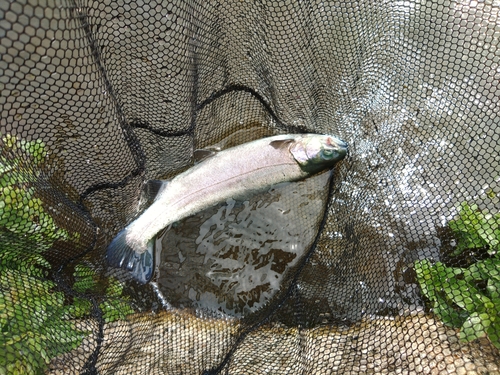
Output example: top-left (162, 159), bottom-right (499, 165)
top-left (1, 0), bottom-right (500, 374)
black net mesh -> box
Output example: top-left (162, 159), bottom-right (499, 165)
top-left (1, 0), bottom-right (500, 374)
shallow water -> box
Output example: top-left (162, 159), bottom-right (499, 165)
top-left (153, 171), bottom-right (332, 317)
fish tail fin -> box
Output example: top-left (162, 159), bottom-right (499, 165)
top-left (106, 229), bottom-right (155, 284)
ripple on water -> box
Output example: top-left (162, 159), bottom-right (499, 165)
top-left (154, 171), bottom-right (332, 317)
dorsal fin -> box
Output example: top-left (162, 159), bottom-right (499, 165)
top-left (269, 138), bottom-right (294, 150)
top-left (193, 149), bottom-right (217, 163)
top-left (140, 180), bottom-right (169, 207)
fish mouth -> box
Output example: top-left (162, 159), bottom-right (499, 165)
top-left (327, 136), bottom-right (349, 157)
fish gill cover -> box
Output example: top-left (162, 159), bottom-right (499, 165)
top-left (0, 1), bottom-right (499, 374)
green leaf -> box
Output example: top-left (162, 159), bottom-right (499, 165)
top-left (465, 260), bottom-right (492, 282)
top-left (0, 133), bottom-right (136, 373)
top-left (487, 279), bottom-right (500, 300)
top-left (100, 280), bottom-right (134, 322)
top-left (100, 298), bottom-right (135, 323)
top-left (0, 268), bottom-right (86, 374)
top-left (106, 277), bottom-right (125, 297)
top-left (442, 277), bottom-right (482, 313)
top-left (449, 202), bottom-right (500, 256)
top-left (71, 265), bottom-right (135, 323)
top-left (460, 311), bottom-right (491, 342)
top-left (0, 133), bottom-right (87, 374)
top-left (21, 138), bottom-right (47, 166)
top-left (417, 200), bottom-right (500, 347)
top-left (487, 318), bottom-right (500, 350)
top-left (63, 297), bottom-right (92, 319)
top-left (72, 264), bottom-right (97, 293)
top-left (432, 294), bottom-right (467, 327)
top-left (414, 259), bottom-right (438, 301)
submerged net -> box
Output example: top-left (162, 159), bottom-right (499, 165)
top-left (1, 0), bottom-right (500, 374)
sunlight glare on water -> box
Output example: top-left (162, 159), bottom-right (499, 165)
top-left (153, 171), bottom-right (332, 317)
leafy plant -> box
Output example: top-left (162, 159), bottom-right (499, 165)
top-left (415, 202), bottom-right (500, 350)
top-left (69, 264), bottom-right (135, 323)
top-left (0, 134), bottom-right (85, 374)
top-left (0, 257), bottom-right (88, 374)
top-left (448, 201), bottom-right (500, 256)
top-left (0, 134), bottom-right (134, 374)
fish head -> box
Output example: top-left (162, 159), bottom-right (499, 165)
top-left (289, 134), bottom-right (348, 173)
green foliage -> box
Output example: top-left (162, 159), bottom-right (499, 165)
top-left (0, 134), bottom-right (84, 374)
top-left (0, 134), bottom-right (73, 243)
top-left (69, 264), bottom-right (135, 323)
top-left (415, 202), bottom-right (500, 350)
top-left (0, 134), bottom-right (133, 374)
top-left (0, 266), bottom-right (88, 375)
top-left (448, 201), bottom-right (500, 256)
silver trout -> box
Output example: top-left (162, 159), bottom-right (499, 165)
top-left (106, 133), bottom-right (348, 283)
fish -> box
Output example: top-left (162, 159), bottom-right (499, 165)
top-left (106, 133), bottom-right (348, 283)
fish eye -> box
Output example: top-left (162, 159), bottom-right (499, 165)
top-left (321, 148), bottom-right (335, 159)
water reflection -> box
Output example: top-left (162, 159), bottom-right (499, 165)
top-left (153, 171), bottom-right (331, 318)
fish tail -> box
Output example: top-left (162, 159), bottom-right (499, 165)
top-left (106, 229), bottom-right (155, 284)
